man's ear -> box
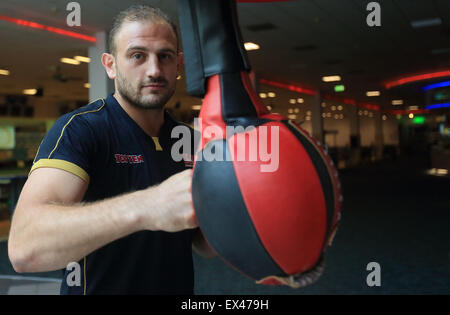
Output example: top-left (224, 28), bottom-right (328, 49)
top-left (101, 53), bottom-right (116, 79)
top-left (177, 52), bottom-right (184, 75)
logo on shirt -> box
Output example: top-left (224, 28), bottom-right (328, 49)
top-left (114, 154), bottom-right (144, 164)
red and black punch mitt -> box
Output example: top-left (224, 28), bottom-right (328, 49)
top-left (177, 0), bottom-right (343, 288)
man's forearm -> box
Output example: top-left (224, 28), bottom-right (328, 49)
top-left (9, 188), bottom-right (153, 273)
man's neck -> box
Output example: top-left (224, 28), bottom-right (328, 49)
top-left (113, 92), bottom-right (165, 137)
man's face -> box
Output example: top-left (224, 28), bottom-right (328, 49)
top-left (113, 20), bottom-right (179, 109)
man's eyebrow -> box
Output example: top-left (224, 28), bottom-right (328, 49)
top-left (158, 48), bottom-right (177, 55)
top-left (126, 46), bottom-right (149, 53)
top-left (126, 46), bottom-right (176, 54)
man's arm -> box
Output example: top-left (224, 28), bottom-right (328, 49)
top-left (8, 167), bottom-right (197, 273)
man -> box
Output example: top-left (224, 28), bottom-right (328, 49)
top-left (8, 5), bottom-right (215, 295)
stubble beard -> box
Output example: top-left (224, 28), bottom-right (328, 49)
top-left (116, 68), bottom-right (175, 110)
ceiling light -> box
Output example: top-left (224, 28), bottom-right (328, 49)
top-left (322, 75), bottom-right (341, 82)
top-left (177, 75), bottom-right (182, 80)
top-left (306, 116), bottom-right (311, 121)
top-left (288, 108), bottom-right (293, 113)
top-left (288, 114), bottom-right (297, 120)
top-left (259, 93), bottom-right (267, 99)
top-left (23, 89), bottom-right (37, 95)
top-left (0, 69), bottom-right (10, 75)
top-left (409, 113), bottom-right (414, 119)
top-left (74, 56), bottom-right (90, 63)
top-left (294, 108), bottom-right (299, 113)
top-left (409, 105), bottom-right (419, 110)
top-left (411, 17), bottom-right (442, 29)
top-left (331, 105), bottom-right (336, 111)
top-left (392, 100), bottom-right (403, 105)
top-left (244, 42), bottom-right (260, 51)
top-left (382, 114), bottom-right (387, 120)
top-left (192, 105), bottom-right (202, 110)
top-left (268, 92), bottom-right (276, 98)
top-left (437, 168), bottom-right (448, 175)
top-left (84, 83), bottom-right (90, 88)
top-left (266, 106), bottom-right (272, 111)
top-left (60, 57), bottom-right (80, 65)
top-left (289, 99), bottom-right (296, 104)
top-left (297, 98), bottom-right (304, 103)
top-left (337, 105), bottom-right (343, 111)
top-left (366, 91), bottom-right (380, 97)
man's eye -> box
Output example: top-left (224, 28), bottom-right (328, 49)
top-left (132, 53), bottom-right (143, 60)
top-left (160, 54), bottom-right (172, 60)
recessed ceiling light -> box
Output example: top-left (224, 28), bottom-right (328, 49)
top-left (366, 91), bottom-right (380, 97)
top-left (322, 75), bottom-right (341, 82)
top-left (244, 42), bottom-right (260, 51)
top-left (84, 83), bottom-right (90, 88)
top-left (74, 56), bottom-right (90, 63)
top-left (60, 57), bottom-right (80, 65)
top-left (409, 105), bottom-right (419, 110)
top-left (392, 100), bottom-right (403, 105)
top-left (192, 105), bottom-right (202, 110)
top-left (289, 99), bottom-right (296, 104)
top-left (297, 98), bottom-right (304, 103)
top-left (268, 92), bottom-right (276, 98)
top-left (259, 93), bottom-right (267, 99)
top-left (0, 69), bottom-right (10, 75)
top-left (23, 89), bottom-right (37, 95)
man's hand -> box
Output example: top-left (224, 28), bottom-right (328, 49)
top-left (140, 169), bottom-right (199, 232)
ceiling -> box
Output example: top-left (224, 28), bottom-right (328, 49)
top-left (1, 0), bottom-right (450, 112)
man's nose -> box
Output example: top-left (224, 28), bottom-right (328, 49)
top-left (145, 54), bottom-right (162, 78)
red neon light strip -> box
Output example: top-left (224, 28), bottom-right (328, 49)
top-left (384, 70), bottom-right (450, 89)
top-left (0, 15), bottom-right (96, 43)
top-left (259, 78), bottom-right (317, 95)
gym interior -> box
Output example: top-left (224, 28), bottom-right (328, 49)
top-left (0, 0), bottom-right (449, 295)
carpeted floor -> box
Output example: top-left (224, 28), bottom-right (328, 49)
top-left (0, 153), bottom-right (449, 294)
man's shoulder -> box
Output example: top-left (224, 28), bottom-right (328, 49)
top-left (53, 98), bottom-right (109, 131)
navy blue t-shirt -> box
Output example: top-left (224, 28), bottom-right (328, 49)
top-left (31, 94), bottom-right (198, 294)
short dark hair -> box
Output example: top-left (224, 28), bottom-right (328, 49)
top-left (108, 5), bottom-right (179, 55)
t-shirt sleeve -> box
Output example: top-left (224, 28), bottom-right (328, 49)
top-left (30, 114), bottom-right (96, 184)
